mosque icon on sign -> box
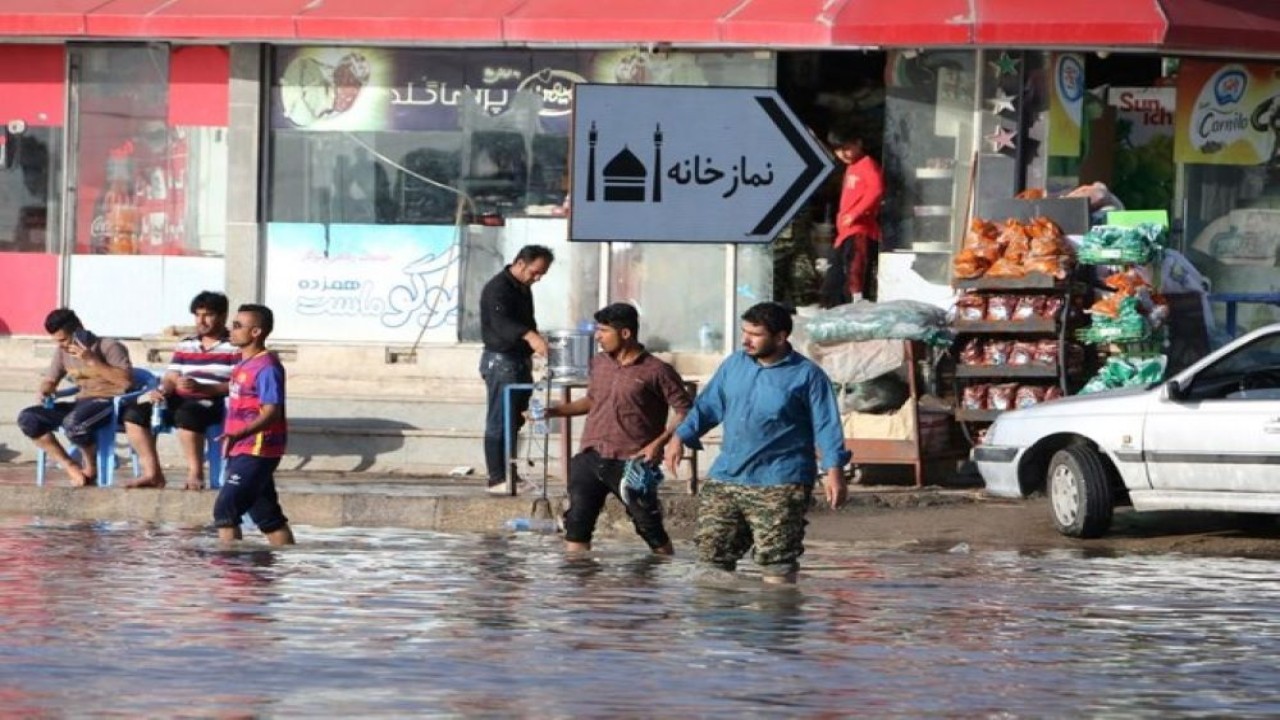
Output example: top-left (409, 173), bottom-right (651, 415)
top-left (584, 121), bottom-right (665, 203)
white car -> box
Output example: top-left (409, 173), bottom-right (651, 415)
top-left (975, 323), bottom-right (1280, 538)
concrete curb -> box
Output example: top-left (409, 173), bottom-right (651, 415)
top-left (0, 484), bottom-right (985, 536)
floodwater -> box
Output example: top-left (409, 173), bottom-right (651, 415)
top-left (2, 518), bottom-right (1279, 717)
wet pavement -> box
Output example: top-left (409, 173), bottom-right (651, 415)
top-left (4, 516), bottom-right (1280, 716)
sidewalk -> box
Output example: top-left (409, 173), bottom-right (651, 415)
top-left (0, 462), bottom-right (987, 537)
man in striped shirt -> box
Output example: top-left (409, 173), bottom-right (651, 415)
top-left (122, 291), bottom-right (238, 490)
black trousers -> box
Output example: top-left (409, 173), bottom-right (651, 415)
top-left (563, 450), bottom-right (670, 550)
top-left (479, 350), bottom-right (532, 484)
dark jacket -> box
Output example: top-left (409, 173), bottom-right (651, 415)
top-left (479, 266), bottom-right (537, 357)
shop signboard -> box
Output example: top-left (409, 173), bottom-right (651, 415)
top-left (264, 223), bottom-right (461, 343)
top-left (271, 48), bottom-right (774, 136)
top-left (1107, 87), bottom-right (1175, 212)
top-left (1048, 53), bottom-right (1085, 157)
top-left (569, 85), bottom-right (836, 243)
top-left (272, 48), bottom-right (584, 134)
top-left (1175, 60), bottom-right (1280, 165)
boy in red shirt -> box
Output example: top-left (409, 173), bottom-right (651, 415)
top-left (215, 303), bottom-right (295, 546)
top-left (821, 128), bottom-right (884, 306)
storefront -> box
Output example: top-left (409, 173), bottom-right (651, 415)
top-left (0, 42), bottom-right (228, 337)
top-left (4, 0), bottom-right (1280, 345)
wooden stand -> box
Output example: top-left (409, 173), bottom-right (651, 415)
top-left (842, 341), bottom-right (956, 487)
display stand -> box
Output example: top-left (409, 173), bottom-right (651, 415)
top-left (951, 274), bottom-right (1079, 440)
top-left (842, 340), bottom-right (957, 487)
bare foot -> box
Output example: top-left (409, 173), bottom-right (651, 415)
top-left (67, 466), bottom-right (95, 487)
top-left (124, 475), bottom-right (167, 489)
top-left (184, 476), bottom-right (204, 491)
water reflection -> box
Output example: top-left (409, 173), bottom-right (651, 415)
top-left (3, 518), bottom-right (1280, 715)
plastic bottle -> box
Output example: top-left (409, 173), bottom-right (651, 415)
top-left (150, 398), bottom-right (166, 432)
top-left (504, 517), bottom-right (559, 533)
top-left (528, 396), bottom-right (549, 435)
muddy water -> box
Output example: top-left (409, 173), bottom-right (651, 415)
top-left (1, 517), bottom-right (1278, 717)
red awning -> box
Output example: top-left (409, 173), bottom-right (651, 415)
top-left (833, 0), bottom-right (973, 47)
top-left (294, 0), bottom-right (524, 43)
top-left (503, 0), bottom-right (741, 44)
top-left (0, 0), bottom-right (97, 36)
top-left (1160, 0), bottom-right (1280, 55)
top-left (3, 0), bottom-right (1279, 54)
top-left (719, 0), bottom-right (835, 47)
top-left (973, 0), bottom-right (1165, 46)
top-left (87, 0), bottom-right (301, 39)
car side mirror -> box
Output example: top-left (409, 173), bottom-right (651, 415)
top-left (1165, 379), bottom-right (1186, 401)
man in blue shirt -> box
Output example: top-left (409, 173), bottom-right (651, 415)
top-left (664, 302), bottom-right (850, 584)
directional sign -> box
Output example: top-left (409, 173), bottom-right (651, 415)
top-left (569, 85), bottom-right (837, 244)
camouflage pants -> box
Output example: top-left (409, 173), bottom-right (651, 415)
top-left (696, 480), bottom-right (811, 578)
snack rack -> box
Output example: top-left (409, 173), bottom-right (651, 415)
top-left (950, 273), bottom-right (1084, 443)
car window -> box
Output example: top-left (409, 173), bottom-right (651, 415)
top-left (1188, 334), bottom-right (1280, 401)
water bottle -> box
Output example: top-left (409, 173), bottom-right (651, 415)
top-left (529, 396), bottom-right (549, 435)
top-left (150, 398), bottom-right (166, 432)
top-left (504, 517), bottom-right (559, 533)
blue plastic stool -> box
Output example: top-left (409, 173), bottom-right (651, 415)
top-left (35, 367), bottom-right (157, 487)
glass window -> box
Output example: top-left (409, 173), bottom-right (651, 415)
top-left (881, 50), bottom-right (977, 264)
top-left (610, 243), bottom-right (725, 352)
top-left (0, 126), bottom-right (62, 254)
top-left (266, 48), bottom-right (773, 345)
top-left (70, 45), bottom-right (227, 257)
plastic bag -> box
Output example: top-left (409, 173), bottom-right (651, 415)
top-left (806, 299), bottom-right (953, 346)
top-left (845, 371), bottom-right (910, 414)
top-left (1080, 355), bottom-right (1168, 394)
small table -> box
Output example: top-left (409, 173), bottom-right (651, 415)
top-left (1208, 293), bottom-right (1280, 337)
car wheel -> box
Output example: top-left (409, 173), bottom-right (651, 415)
top-left (1047, 446), bottom-right (1114, 538)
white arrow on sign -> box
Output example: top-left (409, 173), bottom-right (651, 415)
top-left (569, 85), bottom-right (837, 244)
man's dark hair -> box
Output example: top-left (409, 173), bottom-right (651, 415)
top-left (44, 308), bottom-right (81, 335)
top-left (190, 291), bottom-right (229, 316)
top-left (238, 303), bottom-right (275, 338)
top-left (514, 244), bottom-right (555, 266)
top-left (741, 302), bottom-right (795, 335)
top-left (594, 302), bottom-right (640, 336)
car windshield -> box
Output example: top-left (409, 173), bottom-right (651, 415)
top-left (1186, 332), bottom-right (1280, 400)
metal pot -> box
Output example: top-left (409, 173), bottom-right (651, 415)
top-left (546, 329), bottom-right (594, 383)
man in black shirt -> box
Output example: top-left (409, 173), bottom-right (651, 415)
top-left (479, 244), bottom-right (554, 495)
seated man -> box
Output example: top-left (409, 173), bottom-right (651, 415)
top-left (543, 303), bottom-right (692, 555)
top-left (17, 308), bottom-right (135, 487)
top-left (121, 291), bottom-right (238, 490)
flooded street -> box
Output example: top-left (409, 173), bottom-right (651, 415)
top-left (2, 516), bottom-right (1279, 717)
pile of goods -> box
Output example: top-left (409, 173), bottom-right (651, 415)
top-left (1077, 223), bottom-right (1167, 265)
top-left (1077, 268), bottom-right (1168, 343)
top-left (1080, 355), bottom-right (1168, 395)
top-left (961, 382), bottom-right (1064, 412)
top-left (953, 217), bottom-right (1075, 280)
top-left (954, 294), bottom-right (1064, 323)
top-left (957, 338), bottom-right (1085, 370)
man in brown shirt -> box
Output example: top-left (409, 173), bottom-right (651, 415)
top-left (17, 308), bottom-right (135, 486)
top-left (543, 303), bottom-right (692, 554)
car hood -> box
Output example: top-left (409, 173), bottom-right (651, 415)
top-left (1009, 385), bottom-right (1154, 418)
top-left (987, 385), bottom-right (1154, 445)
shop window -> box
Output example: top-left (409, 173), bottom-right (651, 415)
top-left (610, 243), bottom-right (726, 352)
top-left (69, 45), bottom-right (227, 257)
top-left (0, 127), bottom-right (62, 254)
